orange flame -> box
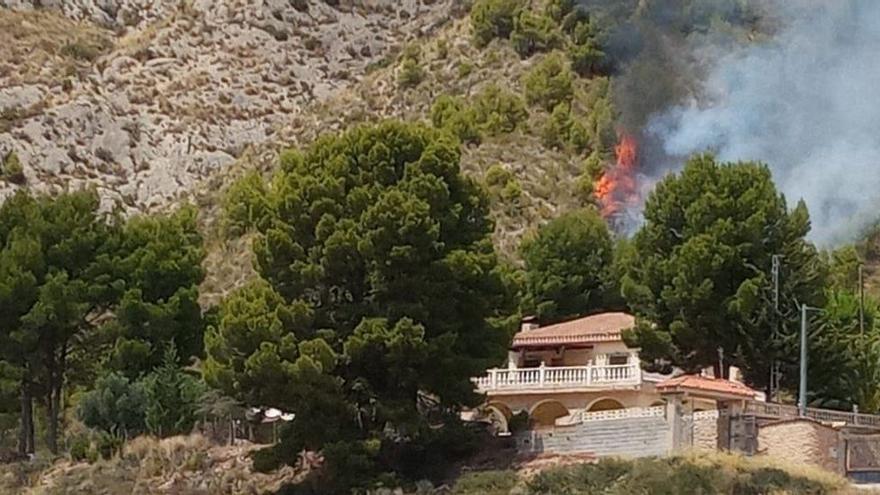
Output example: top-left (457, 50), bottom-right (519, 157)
top-left (596, 132), bottom-right (639, 219)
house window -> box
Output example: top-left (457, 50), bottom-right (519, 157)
top-left (608, 354), bottom-right (629, 365)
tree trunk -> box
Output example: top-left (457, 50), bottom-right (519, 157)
top-left (46, 348), bottom-right (58, 455)
top-left (18, 380), bottom-right (31, 456)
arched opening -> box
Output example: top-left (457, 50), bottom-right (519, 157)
top-left (530, 401), bottom-right (570, 428)
top-left (650, 400), bottom-right (665, 407)
top-left (587, 397), bottom-right (625, 412)
top-left (485, 403), bottom-right (513, 434)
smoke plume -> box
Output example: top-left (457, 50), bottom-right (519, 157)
top-left (646, 0), bottom-right (880, 245)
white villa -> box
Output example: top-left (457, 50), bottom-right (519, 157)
top-left (471, 312), bottom-right (760, 442)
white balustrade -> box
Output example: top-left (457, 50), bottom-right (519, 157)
top-left (474, 363), bottom-right (641, 392)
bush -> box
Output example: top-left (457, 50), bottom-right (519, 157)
top-left (541, 103), bottom-right (590, 153)
top-left (453, 471), bottom-right (518, 495)
top-left (96, 432), bottom-right (124, 460)
top-left (143, 345), bottom-right (206, 438)
top-left (470, 0), bottom-right (524, 47)
top-left (521, 454), bottom-right (841, 495)
top-left (1, 151), bottom-right (25, 184)
top-left (484, 163), bottom-right (513, 189)
top-left (511, 11), bottom-right (561, 58)
top-left (69, 435), bottom-right (91, 462)
top-left (569, 19), bottom-right (605, 76)
top-left (251, 446), bottom-right (283, 473)
top-left (522, 52), bottom-right (574, 111)
top-left (398, 58), bottom-right (424, 89)
top-left (582, 78), bottom-right (617, 151)
top-left (430, 86), bottom-right (526, 143)
top-left (541, 102), bottom-right (572, 149)
top-left (431, 95), bottom-right (481, 144)
top-left (78, 373), bottom-right (147, 439)
top-left (545, 0), bottom-right (575, 21)
top-left (472, 84), bottom-right (528, 135)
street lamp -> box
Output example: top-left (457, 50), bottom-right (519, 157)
top-left (799, 304), bottom-right (824, 417)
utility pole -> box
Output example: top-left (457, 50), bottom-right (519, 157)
top-left (859, 264), bottom-right (865, 334)
top-left (798, 304), bottom-right (824, 417)
top-left (799, 304), bottom-right (807, 416)
top-left (717, 346), bottom-right (724, 379)
top-left (770, 255), bottom-right (782, 401)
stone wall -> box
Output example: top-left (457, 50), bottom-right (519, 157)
top-left (757, 419), bottom-right (843, 474)
top-left (517, 415), bottom-right (670, 457)
top-left (692, 410), bottom-right (720, 450)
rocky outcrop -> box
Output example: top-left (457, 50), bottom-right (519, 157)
top-left (0, 0), bottom-right (454, 212)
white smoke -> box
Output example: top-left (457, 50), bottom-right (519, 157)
top-left (647, 0), bottom-right (880, 245)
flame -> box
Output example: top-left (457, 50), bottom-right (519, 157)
top-left (596, 132), bottom-right (639, 220)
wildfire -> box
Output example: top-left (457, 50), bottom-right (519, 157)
top-left (596, 132), bottom-right (639, 220)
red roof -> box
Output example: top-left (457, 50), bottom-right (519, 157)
top-left (512, 312), bottom-right (634, 348)
top-left (656, 374), bottom-right (758, 399)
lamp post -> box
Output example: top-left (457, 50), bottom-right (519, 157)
top-left (799, 304), bottom-right (824, 417)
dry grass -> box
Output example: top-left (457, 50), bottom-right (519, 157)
top-left (0, 434), bottom-right (302, 495)
top-left (0, 10), bottom-right (112, 87)
top-left (450, 450), bottom-right (880, 495)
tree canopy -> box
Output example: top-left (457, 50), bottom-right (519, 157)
top-left (210, 120), bottom-right (517, 490)
top-left (521, 208), bottom-right (620, 323)
top-left (623, 154), bottom-right (827, 381)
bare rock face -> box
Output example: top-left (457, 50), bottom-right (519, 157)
top-left (0, 0), bottom-right (452, 212)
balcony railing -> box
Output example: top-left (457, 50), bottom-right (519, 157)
top-left (474, 364), bottom-right (641, 392)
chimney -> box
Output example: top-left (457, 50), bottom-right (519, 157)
top-left (520, 315), bottom-right (539, 332)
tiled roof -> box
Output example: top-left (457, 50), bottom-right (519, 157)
top-left (512, 312), bottom-right (634, 348)
top-left (656, 374), bottom-right (758, 399)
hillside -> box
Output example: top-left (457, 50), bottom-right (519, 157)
top-left (1, 0), bottom-right (618, 305)
top-left (0, 0), bottom-right (456, 210)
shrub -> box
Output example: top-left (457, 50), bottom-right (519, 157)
top-left (569, 19), bottom-right (605, 76)
top-left (96, 432), bottom-right (124, 460)
top-left (436, 39), bottom-right (449, 60)
top-left (69, 435), bottom-right (91, 462)
top-left (452, 470), bottom-right (518, 495)
top-left (1, 151), bottom-right (25, 184)
top-left (541, 103), bottom-right (590, 153)
top-left (470, 0), bottom-right (524, 47)
top-left (582, 78), bottom-right (617, 151)
top-left (472, 84), bottom-right (528, 135)
top-left (431, 95), bottom-right (481, 144)
top-left (484, 163), bottom-right (513, 189)
top-left (522, 52), bottom-right (574, 111)
top-left (398, 58), bottom-right (424, 89)
top-left (458, 61), bottom-right (474, 78)
top-left (143, 344), bottom-right (206, 438)
top-left (545, 0), bottom-right (575, 22)
top-left (78, 373), bottom-right (147, 439)
top-left (541, 102), bottom-right (573, 149)
top-left (511, 11), bottom-right (561, 58)
top-left (251, 446), bottom-right (282, 473)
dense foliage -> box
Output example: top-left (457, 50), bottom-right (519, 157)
top-left (213, 121), bottom-right (516, 491)
top-left (521, 208), bottom-right (619, 323)
top-left (623, 155), bottom-right (827, 384)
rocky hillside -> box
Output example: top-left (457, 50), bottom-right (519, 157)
top-left (0, 0), bottom-right (456, 211)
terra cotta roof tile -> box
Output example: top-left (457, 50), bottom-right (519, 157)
top-left (511, 312), bottom-right (635, 348)
top-left (656, 374), bottom-right (758, 399)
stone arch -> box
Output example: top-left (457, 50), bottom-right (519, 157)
top-left (586, 397), bottom-right (625, 412)
top-left (485, 402), bottom-right (513, 434)
top-left (529, 400), bottom-right (570, 428)
top-left (650, 400), bottom-right (666, 407)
